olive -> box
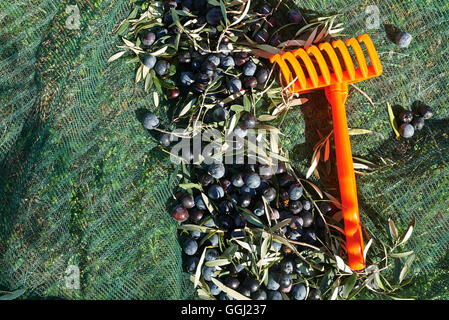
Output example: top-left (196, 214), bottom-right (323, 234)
top-left (255, 68), bottom-right (269, 84)
top-left (239, 194), bottom-right (252, 208)
top-left (300, 211), bottom-right (314, 228)
top-left (154, 60), bottom-right (170, 76)
top-left (181, 195), bottom-right (195, 209)
top-left (267, 273), bottom-right (281, 290)
top-left (400, 123), bottom-right (414, 138)
top-left (206, 7), bottom-right (224, 25)
top-left (255, 30), bottom-right (269, 44)
top-left (417, 104), bottom-right (433, 119)
top-left (244, 113), bottom-right (257, 129)
top-left (159, 133), bottom-right (172, 147)
top-left (252, 290), bottom-right (267, 300)
top-left (183, 238), bottom-right (198, 255)
top-left (200, 173), bottom-right (214, 187)
top-left (292, 283), bottom-right (307, 300)
top-left (270, 33), bottom-right (282, 47)
top-left (205, 248), bottom-right (219, 261)
top-left (262, 187), bottom-right (276, 202)
top-left (228, 78), bottom-right (242, 94)
top-left (253, 201), bottom-right (265, 216)
top-left (234, 214), bottom-right (247, 228)
top-left (287, 10), bottom-right (303, 24)
top-left (243, 76), bottom-right (258, 89)
top-left (225, 277), bottom-right (240, 290)
top-left (218, 200), bottom-right (234, 214)
top-left (411, 116), bottom-right (425, 130)
top-left (232, 173), bottom-right (245, 188)
top-left (186, 256), bottom-right (200, 274)
top-left (244, 277), bottom-right (260, 293)
top-left (242, 61), bottom-right (257, 77)
top-left (167, 88), bottom-right (180, 99)
top-left (208, 281), bottom-right (221, 296)
top-left (289, 200), bottom-right (303, 214)
top-left (245, 172), bottom-right (261, 189)
top-left (143, 113), bottom-right (159, 130)
top-left (258, 4), bottom-right (271, 14)
top-left (217, 214), bottom-right (234, 231)
top-left (208, 184), bottom-right (225, 200)
top-left (221, 55), bottom-right (235, 68)
top-left (189, 208), bottom-right (204, 223)
top-left (172, 205), bottom-right (189, 222)
top-left (396, 31), bottom-right (412, 48)
top-left (180, 71), bottom-right (195, 86)
top-left (399, 110), bottom-right (413, 123)
top-left (143, 55), bottom-right (157, 69)
top-left (270, 208), bottom-right (280, 220)
top-left (142, 31), bottom-right (156, 46)
top-left (208, 163), bottom-right (225, 179)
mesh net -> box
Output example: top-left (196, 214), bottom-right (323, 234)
top-left (0, 0), bottom-right (448, 299)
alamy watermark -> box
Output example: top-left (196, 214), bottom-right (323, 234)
top-left (365, 5), bottom-right (380, 30)
top-left (167, 125), bottom-right (281, 169)
top-left (65, 4), bottom-right (81, 30)
top-left (65, 265), bottom-right (80, 290)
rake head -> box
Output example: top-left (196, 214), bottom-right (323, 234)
top-left (270, 33), bottom-right (383, 92)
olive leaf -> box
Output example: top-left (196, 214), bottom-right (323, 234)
top-left (348, 128), bottom-right (373, 135)
top-left (239, 208), bottom-right (265, 228)
top-left (340, 272), bottom-right (357, 299)
top-left (399, 218), bottom-right (415, 246)
top-left (178, 224), bottom-right (222, 234)
top-left (306, 149), bottom-right (320, 179)
top-left (399, 253), bottom-right (415, 284)
top-left (363, 238), bottom-right (373, 261)
top-left (390, 251), bottom-right (414, 258)
top-left (388, 218), bottom-right (399, 241)
top-left (210, 277), bottom-right (251, 300)
top-left (205, 259), bottom-right (231, 267)
top-left (194, 246), bottom-right (209, 288)
top-left (108, 51), bottom-right (126, 63)
top-left (387, 103), bottom-right (401, 139)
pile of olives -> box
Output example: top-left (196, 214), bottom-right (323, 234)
top-left (171, 160), bottom-right (331, 300)
top-left (139, 1), bottom-right (306, 102)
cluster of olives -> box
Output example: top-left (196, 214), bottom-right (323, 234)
top-left (171, 160), bottom-right (330, 300)
top-left (245, 4), bottom-right (306, 47)
top-left (397, 102), bottom-right (434, 138)
top-left (139, 1), bottom-right (305, 101)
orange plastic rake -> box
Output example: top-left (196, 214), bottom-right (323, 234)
top-left (270, 34), bottom-right (383, 270)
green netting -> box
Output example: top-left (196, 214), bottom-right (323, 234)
top-left (0, 0), bottom-right (448, 299)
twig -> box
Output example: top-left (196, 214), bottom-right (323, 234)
top-left (350, 83), bottom-right (376, 109)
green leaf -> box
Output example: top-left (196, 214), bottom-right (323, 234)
top-left (178, 183), bottom-right (202, 190)
top-left (387, 103), bottom-right (401, 138)
top-left (201, 192), bottom-right (215, 214)
top-left (194, 246), bottom-right (209, 288)
top-left (230, 104), bottom-right (245, 113)
top-left (348, 128), bottom-right (373, 135)
top-left (210, 278), bottom-right (251, 300)
top-left (219, 0), bottom-right (229, 25)
top-left (239, 208), bottom-right (265, 228)
top-left (108, 51), bottom-right (126, 63)
top-left (258, 114), bottom-right (277, 122)
top-left (340, 273), bottom-right (357, 299)
top-left (243, 95), bottom-right (251, 112)
top-left (205, 259), bottom-right (231, 267)
top-left (390, 251), bottom-right (414, 258)
top-left (178, 224), bottom-right (221, 234)
top-left (399, 254), bottom-right (415, 283)
top-left (399, 218), bottom-right (415, 246)
top-left (0, 289), bottom-right (25, 300)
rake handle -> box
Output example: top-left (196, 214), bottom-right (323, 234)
top-left (325, 83), bottom-right (365, 271)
